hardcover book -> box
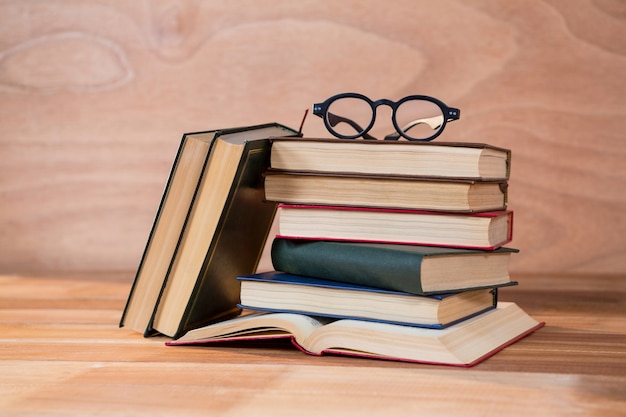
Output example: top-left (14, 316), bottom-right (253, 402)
top-left (271, 238), bottom-right (518, 295)
top-left (277, 204), bottom-right (513, 250)
top-left (167, 302), bottom-right (544, 367)
top-left (237, 271), bottom-right (499, 328)
top-left (269, 137), bottom-right (511, 180)
top-left (120, 123), bottom-right (297, 337)
top-left (264, 170), bottom-right (508, 213)
top-left (120, 128), bottom-right (216, 335)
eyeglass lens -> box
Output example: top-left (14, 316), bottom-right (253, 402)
top-left (325, 96), bottom-right (446, 140)
top-left (326, 96), bottom-right (373, 138)
top-left (394, 99), bottom-right (445, 140)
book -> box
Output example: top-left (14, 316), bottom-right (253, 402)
top-left (263, 170), bottom-right (508, 212)
top-left (237, 271), bottom-right (498, 328)
top-left (120, 123), bottom-right (297, 337)
top-left (167, 302), bottom-right (544, 367)
top-left (120, 127), bottom-right (223, 335)
top-left (277, 204), bottom-right (513, 250)
top-left (269, 137), bottom-right (511, 180)
top-left (271, 238), bottom-right (518, 295)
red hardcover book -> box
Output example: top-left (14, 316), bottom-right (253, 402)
top-left (277, 204), bottom-right (513, 250)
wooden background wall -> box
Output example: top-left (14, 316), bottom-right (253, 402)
top-left (1, 0), bottom-right (624, 276)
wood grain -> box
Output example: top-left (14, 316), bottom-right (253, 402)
top-left (1, 272), bottom-right (625, 416)
top-left (0, 1), bottom-right (625, 274)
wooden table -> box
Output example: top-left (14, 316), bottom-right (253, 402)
top-left (1, 272), bottom-right (625, 416)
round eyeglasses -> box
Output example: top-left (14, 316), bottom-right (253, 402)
top-left (312, 93), bottom-right (460, 141)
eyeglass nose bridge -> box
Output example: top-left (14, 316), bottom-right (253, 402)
top-left (370, 98), bottom-right (396, 109)
top-left (365, 98), bottom-right (396, 131)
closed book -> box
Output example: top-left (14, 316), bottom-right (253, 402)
top-left (167, 302), bottom-right (544, 367)
top-left (264, 170), bottom-right (508, 213)
top-left (237, 271), bottom-right (498, 328)
top-left (120, 122), bottom-right (297, 338)
top-left (277, 204), bottom-right (513, 250)
top-left (120, 128), bottom-right (216, 335)
top-left (269, 137), bottom-right (511, 180)
top-left (271, 238), bottom-right (518, 295)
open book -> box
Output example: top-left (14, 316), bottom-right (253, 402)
top-left (167, 302), bottom-right (544, 367)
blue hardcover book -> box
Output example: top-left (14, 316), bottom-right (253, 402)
top-left (237, 271), bottom-right (499, 329)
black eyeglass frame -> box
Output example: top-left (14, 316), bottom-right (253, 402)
top-left (312, 92), bottom-right (460, 141)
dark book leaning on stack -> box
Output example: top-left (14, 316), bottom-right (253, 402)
top-left (119, 123), bottom-right (298, 338)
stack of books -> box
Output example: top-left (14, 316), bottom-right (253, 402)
top-left (168, 137), bottom-right (544, 367)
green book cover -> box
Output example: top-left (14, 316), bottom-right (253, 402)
top-left (271, 238), bottom-right (518, 295)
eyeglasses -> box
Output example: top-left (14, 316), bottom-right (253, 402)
top-left (312, 93), bottom-right (460, 141)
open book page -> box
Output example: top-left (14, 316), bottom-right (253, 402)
top-left (171, 312), bottom-right (330, 344)
top-left (301, 302), bottom-right (541, 365)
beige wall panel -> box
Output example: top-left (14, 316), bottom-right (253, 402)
top-left (0, 0), bottom-right (624, 274)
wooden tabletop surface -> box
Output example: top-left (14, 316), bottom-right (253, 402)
top-left (1, 272), bottom-right (625, 416)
